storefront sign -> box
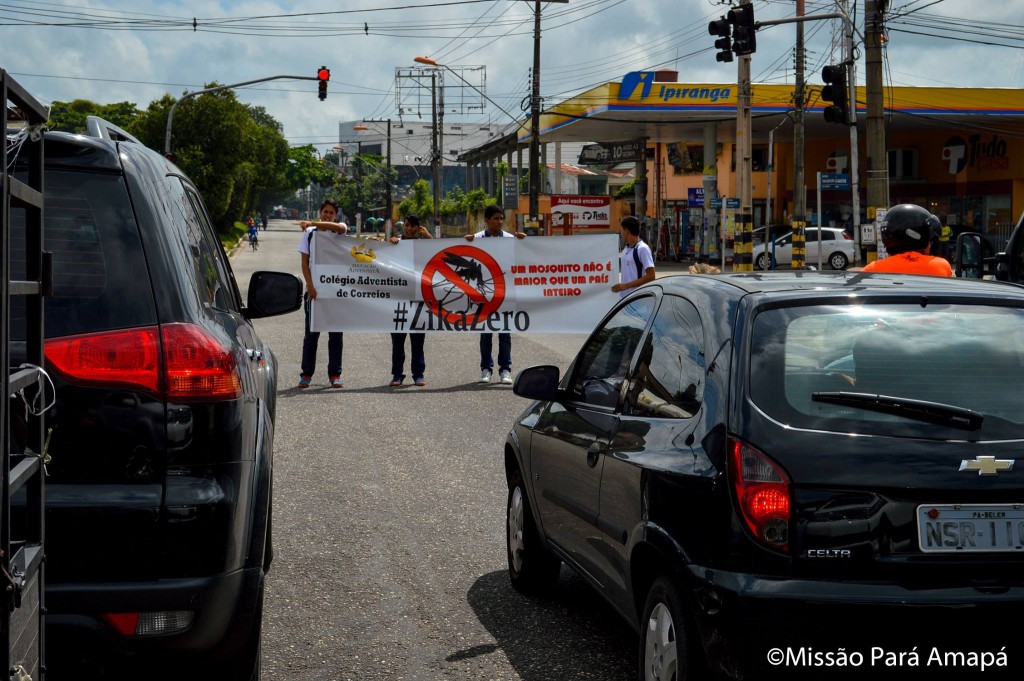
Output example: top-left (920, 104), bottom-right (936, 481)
top-left (577, 140), bottom-right (645, 164)
top-left (687, 187), bottom-right (705, 207)
top-left (502, 175), bottom-right (518, 208)
top-left (725, 198), bottom-right (740, 209)
top-left (550, 195), bottom-right (612, 228)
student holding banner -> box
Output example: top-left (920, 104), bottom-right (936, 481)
top-left (465, 205), bottom-right (526, 384)
top-left (388, 214), bottom-right (433, 386)
top-left (611, 215), bottom-right (656, 297)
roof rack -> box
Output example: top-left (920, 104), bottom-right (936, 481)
top-left (85, 115), bottom-right (142, 144)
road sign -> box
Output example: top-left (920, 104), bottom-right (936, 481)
top-left (725, 198), bottom-right (740, 209)
top-left (821, 173), bottom-right (850, 190)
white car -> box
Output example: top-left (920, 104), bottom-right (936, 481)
top-left (753, 226), bottom-right (855, 270)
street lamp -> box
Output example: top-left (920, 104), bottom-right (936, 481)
top-left (412, 57), bottom-right (443, 233)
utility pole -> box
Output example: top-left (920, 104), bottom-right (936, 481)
top-left (792, 0), bottom-right (807, 269)
top-left (865, 0), bottom-right (888, 262)
top-left (734, 1), bottom-right (755, 271)
top-left (430, 71), bottom-right (441, 233)
top-left (843, 0), bottom-right (862, 265)
top-left (528, 0), bottom-right (568, 230)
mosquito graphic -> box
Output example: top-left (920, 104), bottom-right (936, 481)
top-left (432, 252), bottom-right (495, 314)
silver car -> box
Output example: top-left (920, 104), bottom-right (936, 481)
top-left (753, 226), bottom-right (855, 270)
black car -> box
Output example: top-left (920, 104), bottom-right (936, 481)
top-left (505, 270), bottom-right (1024, 680)
top-left (9, 118), bottom-right (301, 680)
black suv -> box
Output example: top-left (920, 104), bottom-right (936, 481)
top-left (9, 118), bottom-right (301, 680)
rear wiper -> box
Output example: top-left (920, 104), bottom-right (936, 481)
top-left (811, 391), bottom-right (984, 431)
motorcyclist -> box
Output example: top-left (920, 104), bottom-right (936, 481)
top-left (859, 204), bottom-right (953, 276)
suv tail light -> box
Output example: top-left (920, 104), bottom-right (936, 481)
top-left (161, 323), bottom-right (241, 400)
top-left (728, 438), bottom-right (790, 552)
top-left (45, 323), bottom-right (241, 401)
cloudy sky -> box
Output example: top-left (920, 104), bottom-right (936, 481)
top-left (3, 0), bottom-right (1023, 154)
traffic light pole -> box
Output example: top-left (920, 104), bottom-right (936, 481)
top-left (756, 11), bottom-right (862, 265)
top-left (164, 74), bottom-right (322, 157)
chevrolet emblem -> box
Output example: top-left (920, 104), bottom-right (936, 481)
top-left (959, 456), bottom-right (1015, 476)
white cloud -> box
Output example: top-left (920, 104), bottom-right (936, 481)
top-left (3, 0), bottom-right (1021, 150)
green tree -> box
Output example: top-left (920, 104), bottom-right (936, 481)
top-left (397, 179), bottom-right (434, 221)
top-left (129, 86), bottom-right (292, 233)
top-left (48, 99), bottom-right (140, 133)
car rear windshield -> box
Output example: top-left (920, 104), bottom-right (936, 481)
top-left (9, 169), bottom-right (157, 339)
top-left (749, 302), bottom-right (1024, 439)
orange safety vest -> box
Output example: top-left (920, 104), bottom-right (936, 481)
top-left (861, 252), bottom-right (953, 276)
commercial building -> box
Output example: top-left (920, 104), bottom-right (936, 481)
top-left (459, 70), bottom-right (1024, 258)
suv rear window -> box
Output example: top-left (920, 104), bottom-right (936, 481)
top-left (749, 303), bottom-right (1024, 439)
top-left (10, 169), bottom-right (157, 338)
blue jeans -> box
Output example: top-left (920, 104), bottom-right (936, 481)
top-left (301, 295), bottom-right (343, 377)
top-left (480, 333), bottom-right (512, 372)
top-left (391, 333), bottom-right (425, 381)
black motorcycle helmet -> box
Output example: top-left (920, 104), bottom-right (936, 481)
top-left (880, 204), bottom-right (933, 255)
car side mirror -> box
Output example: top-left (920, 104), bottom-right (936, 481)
top-left (244, 271), bottom-right (303, 319)
top-left (954, 233), bottom-right (984, 278)
top-left (513, 365), bottom-right (561, 401)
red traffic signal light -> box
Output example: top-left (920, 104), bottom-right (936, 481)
top-left (317, 66), bottom-right (330, 101)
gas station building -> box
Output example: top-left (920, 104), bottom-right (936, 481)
top-left (459, 70), bottom-right (1024, 260)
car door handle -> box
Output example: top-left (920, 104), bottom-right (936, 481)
top-left (586, 442), bottom-right (604, 468)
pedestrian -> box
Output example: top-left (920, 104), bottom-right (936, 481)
top-left (611, 215), bottom-right (656, 296)
top-left (465, 205), bottom-right (526, 384)
top-left (388, 214), bottom-right (433, 387)
top-left (262, 212), bottom-right (269, 231)
top-left (858, 204), bottom-right (953, 276)
top-left (297, 198), bottom-right (350, 388)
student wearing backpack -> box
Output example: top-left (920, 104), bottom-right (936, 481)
top-left (611, 215), bottom-right (656, 296)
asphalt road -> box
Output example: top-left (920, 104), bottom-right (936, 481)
top-left (231, 220), bottom-right (637, 681)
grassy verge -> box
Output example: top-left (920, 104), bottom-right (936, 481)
top-left (222, 221), bottom-right (248, 251)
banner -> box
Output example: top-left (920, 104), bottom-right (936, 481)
top-left (309, 234), bottom-right (620, 333)
top-left (550, 195), bottom-right (612, 229)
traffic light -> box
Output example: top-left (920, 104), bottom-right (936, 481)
top-left (708, 17), bottom-right (733, 63)
top-left (821, 64), bottom-right (849, 125)
top-left (729, 4), bottom-right (757, 56)
top-left (317, 66), bottom-right (330, 101)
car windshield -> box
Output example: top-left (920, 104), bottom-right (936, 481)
top-left (749, 303), bottom-right (1024, 439)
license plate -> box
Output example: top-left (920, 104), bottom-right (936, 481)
top-left (918, 504), bottom-right (1024, 553)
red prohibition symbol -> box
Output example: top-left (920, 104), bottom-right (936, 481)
top-left (420, 245), bottom-right (506, 325)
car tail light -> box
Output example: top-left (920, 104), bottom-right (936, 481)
top-left (841, 232), bottom-right (853, 240)
top-left (45, 323), bottom-right (241, 401)
top-left (729, 438), bottom-right (790, 552)
top-left (101, 611), bottom-right (193, 636)
top-left (161, 323), bottom-right (241, 401)
top-left (45, 327), bottom-right (161, 393)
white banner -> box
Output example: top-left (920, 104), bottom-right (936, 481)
top-left (309, 234), bottom-right (620, 333)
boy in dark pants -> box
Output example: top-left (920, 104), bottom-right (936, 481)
top-left (464, 204), bottom-right (526, 383)
top-left (297, 199), bottom-right (348, 388)
top-left (388, 214), bottom-right (433, 386)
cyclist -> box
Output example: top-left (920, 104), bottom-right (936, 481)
top-left (248, 220), bottom-right (259, 251)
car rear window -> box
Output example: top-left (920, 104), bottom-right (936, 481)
top-left (9, 169), bottom-right (157, 339)
top-left (749, 303), bottom-right (1024, 439)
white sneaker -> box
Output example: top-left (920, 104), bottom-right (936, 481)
top-left (500, 370), bottom-right (513, 384)
top-left (479, 369), bottom-right (492, 383)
